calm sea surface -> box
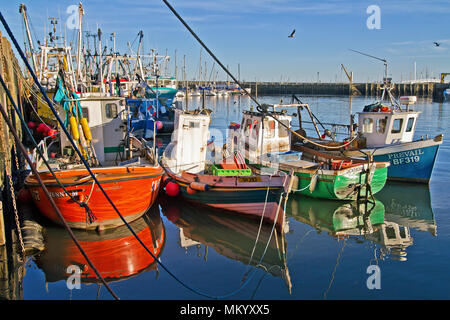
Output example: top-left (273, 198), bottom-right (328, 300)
top-left (21, 94), bottom-right (450, 300)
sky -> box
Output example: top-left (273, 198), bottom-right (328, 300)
top-left (1, 0), bottom-right (449, 83)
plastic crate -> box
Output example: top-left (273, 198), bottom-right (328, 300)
top-left (211, 164), bottom-right (252, 176)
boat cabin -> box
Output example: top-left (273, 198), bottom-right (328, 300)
top-left (163, 109), bottom-right (211, 174)
top-left (59, 93), bottom-right (127, 165)
top-left (358, 108), bottom-right (420, 148)
top-left (231, 110), bottom-right (292, 164)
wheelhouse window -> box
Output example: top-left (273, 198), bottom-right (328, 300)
top-left (406, 117), bottom-right (415, 132)
top-left (279, 120), bottom-right (290, 138)
top-left (244, 119), bottom-right (252, 136)
top-left (81, 107), bottom-right (89, 122)
top-left (105, 103), bottom-right (118, 119)
top-left (376, 118), bottom-right (386, 133)
top-left (362, 118), bottom-right (373, 133)
top-left (264, 119), bottom-right (275, 138)
top-left (391, 118), bottom-right (403, 134)
top-left (189, 121), bottom-right (200, 128)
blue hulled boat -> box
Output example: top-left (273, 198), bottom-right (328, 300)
top-left (126, 98), bottom-right (176, 139)
top-left (345, 96), bottom-right (443, 184)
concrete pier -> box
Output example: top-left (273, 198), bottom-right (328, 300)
top-left (183, 81), bottom-right (443, 100)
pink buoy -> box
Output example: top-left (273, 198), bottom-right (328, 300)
top-left (156, 121), bottom-right (163, 130)
top-left (165, 181), bottom-right (180, 197)
top-left (27, 121), bottom-right (36, 130)
top-left (36, 123), bottom-right (47, 134)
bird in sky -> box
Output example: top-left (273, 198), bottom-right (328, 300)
top-left (434, 42), bottom-right (441, 47)
top-left (288, 29), bottom-right (296, 38)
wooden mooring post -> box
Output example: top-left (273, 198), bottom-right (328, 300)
top-left (0, 30), bottom-right (28, 300)
top-left (0, 30), bottom-right (26, 249)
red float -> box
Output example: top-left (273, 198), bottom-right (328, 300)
top-left (165, 181), bottom-right (180, 197)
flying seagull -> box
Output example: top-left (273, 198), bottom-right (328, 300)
top-left (434, 42), bottom-right (441, 47)
top-left (288, 29), bottom-right (296, 38)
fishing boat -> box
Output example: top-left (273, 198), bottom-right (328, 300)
top-left (342, 95), bottom-right (443, 183)
top-left (228, 105), bottom-right (390, 201)
top-left (35, 207), bottom-right (165, 284)
top-left (126, 97), bottom-right (176, 138)
top-left (25, 74), bottom-right (164, 231)
top-left (292, 54), bottom-right (443, 183)
top-left (160, 108), bottom-right (288, 230)
top-left (159, 195), bottom-right (292, 294)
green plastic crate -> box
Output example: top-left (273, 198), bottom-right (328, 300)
top-left (211, 164), bottom-right (252, 176)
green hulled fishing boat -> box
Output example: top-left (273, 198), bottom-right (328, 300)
top-left (227, 105), bottom-right (389, 201)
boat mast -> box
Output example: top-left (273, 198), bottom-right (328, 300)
top-left (76, 2), bottom-right (84, 90)
top-left (134, 31), bottom-right (145, 82)
top-left (19, 4), bottom-right (39, 73)
top-left (98, 27), bottom-right (104, 92)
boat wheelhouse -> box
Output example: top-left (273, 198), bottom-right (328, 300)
top-left (345, 97), bottom-right (443, 183)
top-left (161, 109), bottom-right (287, 229)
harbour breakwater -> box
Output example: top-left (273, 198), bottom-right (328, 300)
top-left (185, 81), bottom-right (450, 101)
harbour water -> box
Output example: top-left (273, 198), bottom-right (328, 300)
top-left (21, 94), bottom-right (450, 300)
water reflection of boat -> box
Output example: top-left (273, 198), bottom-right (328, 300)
top-left (376, 182), bottom-right (436, 236)
top-left (286, 196), bottom-right (385, 237)
top-left (159, 196), bottom-right (292, 294)
top-left (287, 194), bottom-right (419, 261)
top-left (35, 207), bottom-right (165, 284)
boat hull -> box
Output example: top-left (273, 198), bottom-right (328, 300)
top-left (291, 166), bottom-right (387, 200)
top-left (346, 136), bottom-right (442, 183)
top-left (25, 165), bottom-right (164, 230)
top-left (250, 162), bottom-right (387, 201)
top-left (146, 87), bottom-right (178, 100)
top-left (163, 169), bottom-right (287, 230)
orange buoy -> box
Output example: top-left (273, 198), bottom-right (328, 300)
top-left (186, 186), bottom-right (197, 195)
top-left (189, 181), bottom-right (211, 191)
